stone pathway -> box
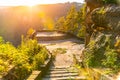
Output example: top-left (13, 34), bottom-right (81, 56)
top-left (42, 66), bottom-right (86, 80)
top-left (37, 32), bottom-right (85, 80)
top-left (39, 38), bottom-right (84, 66)
top-left (38, 37), bottom-right (85, 80)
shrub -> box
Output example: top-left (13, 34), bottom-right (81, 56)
top-left (102, 48), bottom-right (119, 69)
top-left (83, 34), bottom-right (120, 72)
top-left (32, 47), bottom-right (48, 70)
top-left (0, 36), bottom-right (49, 79)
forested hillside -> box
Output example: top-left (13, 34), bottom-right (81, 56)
top-left (0, 2), bottom-right (83, 46)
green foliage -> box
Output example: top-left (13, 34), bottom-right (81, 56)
top-left (102, 0), bottom-right (117, 4)
top-left (83, 34), bottom-right (120, 70)
top-left (0, 42), bottom-right (18, 74)
top-left (83, 39), bottom-right (104, 67)
top-left (65, 5), bottom-right (78, 33)
top-left (52, 48), bottom-right (67, 59)
top-left (102, 48), bottom-right (118, 69)
top-left (77, 25), bottom-right (86, 37)
top-left (27, 28), bottom-right (35, 38)
top-left (55, 5), bottom-right (86, 37)
top-left (97, 7), bottom-right (106, 14)
top-left (52, 48), bottom-right (67, 54)
top-left (32, 47), bottom-right (48, 70)
top-left (0, 36), bottom-right (48, 79)
top-left (0, 37), bottom-right (4, 44)
top-left (55, 17), bottom-right (66, 31)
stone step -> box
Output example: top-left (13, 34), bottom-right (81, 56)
top-left (47, 70), bottom-right (78, 74)
top-left (43, 66), bottom-right (85, 80)
top-left (49, 67), bottom-right (78, 73)
top-left (42, 76), bottom-right (86, 80)
top-left (49, 68), bottom-right (67, 71)
top-left (45, 73), bottom-right (79, 78)
top-left (50, 66), bottom-right (70, 69)
top-left (49, 66), bottom-right (72, 71)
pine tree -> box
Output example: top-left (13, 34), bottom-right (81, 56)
top-left (65, 5), bottom-right (78, 33)
top-left (56, 5), bottom-right (86, 37)
top-left (55, 17), bottom-right (66, 31)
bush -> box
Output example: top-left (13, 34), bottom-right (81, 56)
top-left (32, 47), bottom-right (48, 70)
top-left (102, 48), bottom-right (119, 69)
top-left (83, 40), bottom-right (106, 67)
top-left (0, 36), bottom-right (49, 80)
top-left (83, 34), bottom-right (120, 71)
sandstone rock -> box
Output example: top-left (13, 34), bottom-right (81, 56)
top-left (83, 2), bottom-right (120, 70)
top-left (91, 5), bottom-right (120, 32)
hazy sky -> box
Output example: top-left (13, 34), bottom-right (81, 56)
top-left (0, 0), bottom-right (84, 6)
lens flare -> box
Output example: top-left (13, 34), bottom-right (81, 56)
top-left (37, 12), bottom-right (54, 30)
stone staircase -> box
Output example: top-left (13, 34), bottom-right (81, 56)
top-left (42, 66), bottom-right (86, 80)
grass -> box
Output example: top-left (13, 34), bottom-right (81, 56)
top-left (52, 48), bottom-right (67, 59)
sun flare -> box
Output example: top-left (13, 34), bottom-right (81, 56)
top-left (0, 0), bottom-right (83, 6)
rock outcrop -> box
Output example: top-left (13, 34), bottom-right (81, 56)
top-left (85, 0), bottom-right (103, 46)
top-left (91, 5), bottom-right (120, 33)
top-left (83, 4), bottom-right (120, 68)
top-left (85, 5), bottom-right (120, 48)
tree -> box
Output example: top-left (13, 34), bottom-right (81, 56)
top-left (55, 17), bottom-right (66, 31)
top-left (55, 5), bottom-right (86, 37)
top-left (65, 5), bottom-right (78, 33)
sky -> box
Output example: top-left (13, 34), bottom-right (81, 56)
top-left (0, 0), bottom-right (84, 6)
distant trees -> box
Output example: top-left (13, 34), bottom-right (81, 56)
top-left (55, 5), bottom-right (86, 37)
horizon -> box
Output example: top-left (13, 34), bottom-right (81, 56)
top-left (0, 0), bottom-right (84, 6)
